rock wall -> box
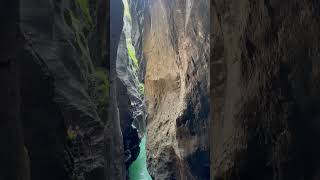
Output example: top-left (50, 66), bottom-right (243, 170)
top-left (117, 78), bottom-right (140, 170)
top-left (1, 0), bottom-right (137, 179)
top-left (127, 0), bottom-right (148, 134)
top-left (143, 0), bottom-right (210, 179)
top-left (211, 0), bottom-right (320, 179)
top-left (115, 0), bottom-right (150, 173)
top-left (108, 0), bottom-right (127, 179)
top-left (17, 0), bottom-right (109, 179)
top-left (129, 0), bottom-right (147, 84)
top-left (0, 1), bottom-right (30, 179)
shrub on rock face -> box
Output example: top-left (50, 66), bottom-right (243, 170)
top-left (88, 68), bottom-right (109, 108)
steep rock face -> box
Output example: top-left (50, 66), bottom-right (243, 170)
top-left (143, 0), bottom-right (210, 179)
top-left (19, 0), bottom-right (107, 179)
top-left (128, 0), bottom-right (148, 134)
top-left (115, 0), bottom-right (145, 172)
top-left (0, 1), bottom-right (30, 179)
top-left (129, 0), bottom-right (147, 84)
top-left (117, 78), bottom-right (140, 169)
top-left (211, 0), bottom-right (320, 179)
top-left (108, 0), bottom-right (128, 179)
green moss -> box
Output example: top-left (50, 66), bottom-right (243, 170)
top-left (68, 11), bottom-right (94, 73)
top-left (123, 0), bottom-right (132, 22)
top-left (122, 0), bottom-right (144, 98)
top-left (127, 43), bottom-right (139, 70)
top-left (67, 128), bottom-right (77, 140)
top-left (125, 36), bottom-right (139, 73)
top-left (75, 0), bottom-right (92, 24)
top-left (94, 69), bottom-right (107, 84)
top-left (122, 0), bottom-right (138, 73)
top-left (138, 83), bottom-right (144, 94)
top-left (92, 69), bottom-right (109, 106)
top-left (69, 12), bottom-right (80, 29)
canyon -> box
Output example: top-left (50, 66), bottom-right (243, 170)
top-left (2, 0), bottom-right (320, 180)
top-left (112, 0), bottom-right (211, 179)
top-left (143, 0), bottom-right (210, 179)
top-left (0, 0), bottom-right (210, 179)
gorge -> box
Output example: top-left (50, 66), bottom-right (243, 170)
top-left (0, 0), bottom-right (210, 179)
top-left (4, 0), bottom-right (320, 180)
top-left (111, 0), bottom-right (210, 179)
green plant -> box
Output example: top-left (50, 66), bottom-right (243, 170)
top-left (127, 44), bottom-right (139, 70)
top-left (138, 83), bottom-right (145, 94)
top-left (122, 0), bottom-right (145, 99)
top-left (68, 11), bottom-right (95, 73)
top-left (123, 0), bottom-right (132, 22)
top-left (67, 128), bottom-right (77, 140)
top-left (92, 69), bottom-right (109, 106)
top-left (75, 0), bottom-right (92, 24)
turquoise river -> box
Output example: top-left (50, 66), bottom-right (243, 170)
top-left (128, 137), bottom-right (152, 180)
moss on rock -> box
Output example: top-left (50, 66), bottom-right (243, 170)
top-left (75, 0), bottom-right (92, 24)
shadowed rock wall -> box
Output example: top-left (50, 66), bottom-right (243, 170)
top-left (211, 0), bottom-right (320, 179)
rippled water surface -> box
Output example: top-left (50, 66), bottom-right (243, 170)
top-left (128, 137), bottom-right (152, 180)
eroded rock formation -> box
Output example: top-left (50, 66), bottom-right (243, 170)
top-left (12, 0), bottom-right (110, 179)
top-left (143, 0), bottom-right (210, 179)
top-left (1, 0), bottom-right (141, 179)
top-left (211, 0), bottom-right (320, 179)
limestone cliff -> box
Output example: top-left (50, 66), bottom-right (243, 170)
top-left (211, 0), bottom-right (320, 179)
top-left (143, 0), bottom-right (210, 179)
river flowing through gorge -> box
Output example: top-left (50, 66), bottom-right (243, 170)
top-left (3, 0), bottom-right (320, 179)
top-left (112, 0), bottom-right (210, 179)
top-left (128, 137), bottom-right (152, 179)
top-left (116, 0), bottom-right (151, 178)
top-left (2, 0), bottom-right (210, 179)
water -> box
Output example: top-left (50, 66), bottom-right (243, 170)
top-left (128, 137), bottom-right (152, 180)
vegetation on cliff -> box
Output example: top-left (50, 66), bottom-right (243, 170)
top-left (122, 0), bottom-right (144, 96)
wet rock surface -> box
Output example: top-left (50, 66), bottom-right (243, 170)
top-left (211, 0), bottom-right (320, 179)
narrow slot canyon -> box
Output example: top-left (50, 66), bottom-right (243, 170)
top-left (110, 0), bottom-right (210, 179)
top-left (2, 0), bottom-right (320, 180)
top-left (1, 0), bottom-right (210, 179)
